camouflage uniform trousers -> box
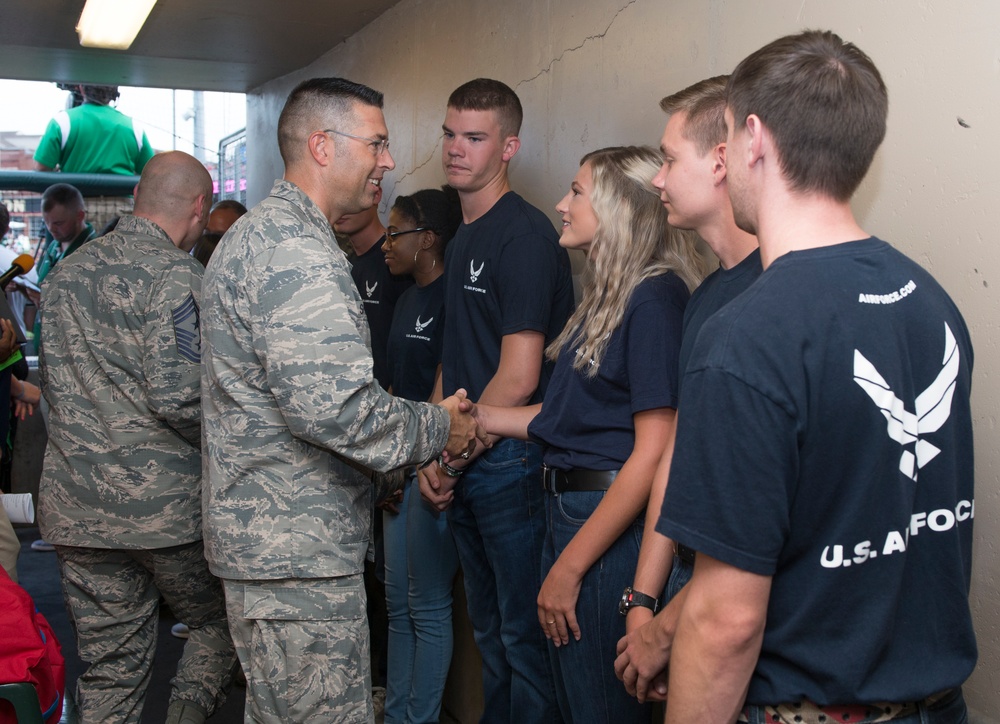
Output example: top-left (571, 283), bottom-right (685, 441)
top-left (56, 540), bottom-right (237, 724)
top-left (222, 574), bottom-right (373, 723)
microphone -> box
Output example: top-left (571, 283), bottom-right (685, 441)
top-left (0, 254), bottom-right (36, 289)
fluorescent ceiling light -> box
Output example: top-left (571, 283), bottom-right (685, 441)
top-left (76, 0), bottom-right (157, 50)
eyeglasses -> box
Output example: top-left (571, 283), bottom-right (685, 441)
top-left (324, 129), bottom-right (390, 157)
top-left (384, 227), bottom-right (430, 244)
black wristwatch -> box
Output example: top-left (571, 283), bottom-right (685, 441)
top-left (619, 586), bottom-right (659, 617)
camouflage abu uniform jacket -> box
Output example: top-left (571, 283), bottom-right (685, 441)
top-left (200, 180), bottom-right (449, 582)
top-left (38, 215), bottom-right (205, 549)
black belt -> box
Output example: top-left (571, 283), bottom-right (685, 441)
top-left (676, 543), bottom-right (696, 566)
top-left (541, 465), bottom-right (618, 494)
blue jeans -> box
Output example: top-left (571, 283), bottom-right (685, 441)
top-left (743, 687), bottom-right (968, 723)
top-left (543, 490), bottom-right (651, 724)
top-left (383, 480), bottom-right (459, 724)
top-left (665, 553), bottom-right (693, 603)
top-left (448, 439), bottom-right (560, 723)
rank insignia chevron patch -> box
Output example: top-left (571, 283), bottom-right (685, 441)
top-left (171, 293), bottom-right (202, 364)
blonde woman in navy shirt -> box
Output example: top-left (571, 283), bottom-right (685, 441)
top-left (469, 146), bottom-right (708, 723)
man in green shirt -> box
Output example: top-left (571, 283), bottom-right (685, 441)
top-left (33, 84), bottom-right (154, 176)
top-left (36, 184), bottom-right (95, 283)
top-left (22, 184), bottom-right (96, 357)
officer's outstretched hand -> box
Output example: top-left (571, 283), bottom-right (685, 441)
top-left (439, 388), bottom-right (489, 460)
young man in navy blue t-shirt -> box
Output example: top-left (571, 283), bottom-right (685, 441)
top-left (418, 78), bottom-right (574, 722)
top-left (615, 76), bottom-right (761, 700)
top-left (335, 185), bottom-right (413, 389)
top-left (643, 32), bottom-right (977, 723)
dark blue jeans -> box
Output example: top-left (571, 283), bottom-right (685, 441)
top-left (665, 553), bottom-right (693, 602)
top-left (447, 439), bottom-right (561, 723)
top-left (543, 490), bottom-right (651, 724)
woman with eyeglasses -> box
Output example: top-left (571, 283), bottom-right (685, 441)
top-left (380, 186), bottom-right (463, 724)
top-left (467, 146), bottom-right (709, 723)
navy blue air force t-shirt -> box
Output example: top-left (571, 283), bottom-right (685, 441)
top-left (441, 192), bottom-right (574, 402)
top-left (350, 239), bottom-right (414, 389)
top-left (677, 248), bottom-right (762, 382)
top-left (659, 238), bottom-right (977, 706)
top-left (527, 273), bottom-right (688, 470)
top-left (385, 276), bottom-right (445, 402)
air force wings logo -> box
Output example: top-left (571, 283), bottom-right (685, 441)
top-left (414, 316), bottom-right (433, 333)
top-left (853, 322), bottom-right (959, 481)
top-left (171, 293), bottom-right (201, 364)
top-left (469, 260), bottom-right (484, 283)
top-left (365, 280), bottom-right (378, 298)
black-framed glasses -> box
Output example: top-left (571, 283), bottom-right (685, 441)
top-left (385, 227), bottom-right (430, 244)
top-left (323, 129), bottom-right (390, 156)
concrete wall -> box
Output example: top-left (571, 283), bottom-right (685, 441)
top-left (246, 0), bottom-right (1000, 718)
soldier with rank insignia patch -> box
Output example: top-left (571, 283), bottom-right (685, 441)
top-left (38, 151), bottom-right (237, 724)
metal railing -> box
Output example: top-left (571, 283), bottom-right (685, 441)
top-left (0, 170), bottom-right (139, 196)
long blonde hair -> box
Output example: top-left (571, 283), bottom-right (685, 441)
top-left (547, 146), bottom-right (710, 376)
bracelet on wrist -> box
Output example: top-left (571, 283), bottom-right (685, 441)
top-left (438, 455), bottom-right (464, 478)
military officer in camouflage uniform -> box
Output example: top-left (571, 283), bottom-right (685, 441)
top-left (38, 151), bottom-right (236, 724)
top-left (201, 77), bottom-right (486, 724)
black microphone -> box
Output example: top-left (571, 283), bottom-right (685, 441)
top-left (0, 254), bottom-right (35, 288)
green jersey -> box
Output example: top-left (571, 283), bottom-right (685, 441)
top-left (34, 102), bottom-right (154, 175)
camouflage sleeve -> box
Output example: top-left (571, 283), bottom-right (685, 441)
top-left (251, 232), bottom-right (449, 471)
top-left (144, 257), bottom-right (204, 446)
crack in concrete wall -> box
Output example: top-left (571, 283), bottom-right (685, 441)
top-left (384, 142), bottom-right (441, 205)
top-left (515, 0), bottom-right (639, 88)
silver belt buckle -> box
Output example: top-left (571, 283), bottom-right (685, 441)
top-left (541, 464), bottom-right (558, 494)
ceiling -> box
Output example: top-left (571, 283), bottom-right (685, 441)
top-left (0, 0), bottom-right (402, 93)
